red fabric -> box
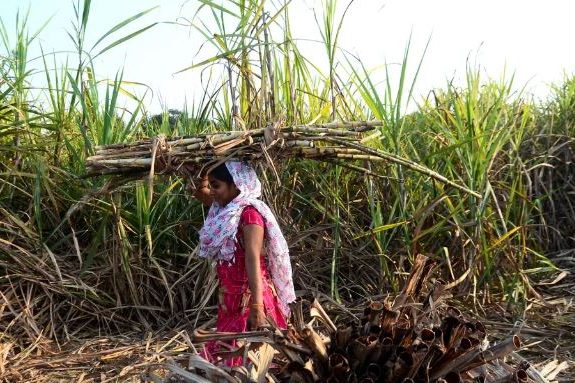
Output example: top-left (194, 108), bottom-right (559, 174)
top-left (239, 205), bottom-right (265, 226)
top-left (201, 206), bottom-right (288, 366)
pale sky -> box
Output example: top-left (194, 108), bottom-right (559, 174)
top-left (2, 0), bottom-right (574, 114)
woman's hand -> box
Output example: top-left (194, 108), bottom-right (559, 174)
top-left (247, 304), bottom-right (267, 330)
top-left (186, 173), bottom-right (213, 207)
top-left (185, 174), bottom-right (207, 193)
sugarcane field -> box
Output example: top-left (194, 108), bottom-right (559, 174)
top-left (1, 1), bottom-right (574, 382)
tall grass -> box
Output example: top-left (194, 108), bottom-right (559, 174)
top-left (0, 0), bottom-right (573, 344)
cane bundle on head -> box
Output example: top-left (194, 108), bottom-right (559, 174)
top-left (86, 120), bottom-right (483, 198)
top-left (85, 121), bottom-right (383, 178)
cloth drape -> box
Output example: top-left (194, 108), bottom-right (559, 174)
top-left (199, 161), bottom-right (296, 316)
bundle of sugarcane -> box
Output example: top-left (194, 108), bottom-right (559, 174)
top-left (85, 121), bottom-right (384, 177)
top-left (86, 120), bottom-right (483, 197)
top-left (178, 255), bottom-right (545, 383)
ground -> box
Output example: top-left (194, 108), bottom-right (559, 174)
top-left (2, 285), bottom-right (573, 383)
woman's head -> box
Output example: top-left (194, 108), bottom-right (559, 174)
top-left (208, 162), bottom-right (239, 206)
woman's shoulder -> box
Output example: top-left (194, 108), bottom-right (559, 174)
top-left (240, 205), bottom-right (264, 226)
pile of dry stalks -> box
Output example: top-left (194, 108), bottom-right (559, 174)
top-left (157, 255), bottom-right (548, 383)
top-left (85, 121), bottom-right (481, 197)
top-left (1, 254), bottom-right (569, 382)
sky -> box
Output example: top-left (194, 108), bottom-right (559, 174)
top-left (2, 0), bottom-right (575, 115)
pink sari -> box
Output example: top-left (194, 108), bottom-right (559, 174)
top-left (198, 161), bottom-right (296, 317)
top-left (198, 161), bottom-right (295, 366)
top-left (202, 206), bottom-right (287, 366)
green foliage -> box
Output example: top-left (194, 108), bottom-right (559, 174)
top-left (1, 0), bottom-right (573, 340)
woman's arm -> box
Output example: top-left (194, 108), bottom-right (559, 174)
top-left (154, 160), bottom-right (213, 207)
top-left (243, 223), bottom-right (266, 329)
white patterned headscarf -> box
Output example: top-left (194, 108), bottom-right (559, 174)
top-left (198, 161), bottom-right (296, 317)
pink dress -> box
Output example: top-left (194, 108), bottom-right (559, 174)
top-left (202, 206), bottom-right (288, 365)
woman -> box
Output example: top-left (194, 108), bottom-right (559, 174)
top-left (192, 161), bottom-right (295, 365)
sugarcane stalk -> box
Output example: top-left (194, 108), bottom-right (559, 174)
top-left (332, 154), bottom-right (386, 161)
top-left (415, 343), bottom-right (446, 381)
top-left (335, 325), bottom-right (354, 351)
top-left (167, 137), bottom-right (205, 146)
top-left (347, 338), bottom-right (368, 366)
top-left (366, 301), bottom-right (384, 328)
top-left (430, 335), bottom-right (521, 380)
top-left (378, 336), bottom-right (394, 363)
top-left (318, 159), bottom-right (390, 179)
top-left (429, 350), bottom-right (481, 381)
top-left (391, 319), bottom-right (411, 345)
top-left (328, 353), bottom-right (350, 376)
top-left (380, 304), bottom-right (400, 335)
top-left (406, 344), bottom-right (429, 378)
top-left (285, 140), bottom-right (314, 148)
top-left (434, 337), bottom-right (476, 374)
top-left (364, 335), bottom-right (381, 363)
top-left (87, 150), bottom-right (154, 161)
top-left (303, 120), bottom-right (383, 130)
top-left (420, 328), bottom-right (435, 345)
top-left (92, 158), bottom-right (154, 167)
top-left (281, 133), bottom-right (360, 142)
top-left (323, 137), bottom-right (483, 198)
top-left (187, 131), bottom-right (260, 150)
top-left (465, 336), bottom-right (522, 371)
top-left (94, 145), bottom-right (152, 156)
top-left (294, 147), bottom-right (365, 155)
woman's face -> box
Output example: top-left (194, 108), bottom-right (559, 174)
top-left (208, 176), bottom-right (240, 206)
